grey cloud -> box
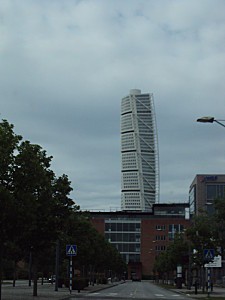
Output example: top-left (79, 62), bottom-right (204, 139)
top-left (1, 0), bottom-right (225, 209)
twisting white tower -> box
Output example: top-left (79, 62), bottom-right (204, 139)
top-left (121, 89), bottom-right (159, 211)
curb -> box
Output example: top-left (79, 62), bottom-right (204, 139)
top-left (88, 281), bottom-right (124, 293)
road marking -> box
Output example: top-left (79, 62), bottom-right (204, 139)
top-left (155, 294), bottom-right (182, 298)
top-left (89, 292), bottom-right (100, 295)
top-left (87, 292), bottom-right (118, 297)
top-left (108, 293), bottom-right (118, 295)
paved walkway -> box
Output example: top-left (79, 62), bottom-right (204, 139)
top-left (172, 286), bottom-right (225, 298)
top-left (1, 280), bottom-right (119, 300)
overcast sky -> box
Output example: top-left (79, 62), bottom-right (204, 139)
top-left (1, 0), bottom-right (225, 211)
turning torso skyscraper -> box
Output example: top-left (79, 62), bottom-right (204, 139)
top-left (121, 89), bottom-right (159, 211)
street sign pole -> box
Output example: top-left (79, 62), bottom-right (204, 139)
top-left (70, 256), bottom-right (73, 294)
top-left (66, 245), bottom-right (77, 294)
top-left (207, 267), bottom-right (211, 297)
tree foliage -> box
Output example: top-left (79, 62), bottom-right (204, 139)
top-left (60, 212), bottom-right (126, 276)
top-left (153, 233), bottom-right (189, 278)
top-left (213, 198), bottom-right (225, 248)
top-left (186, 213), bottom-right (220, 267)
top-left (0, 119), bottom-right (125, 296)
top-left (153, 206), bottom-right (225, 283)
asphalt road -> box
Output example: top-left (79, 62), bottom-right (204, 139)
top-left (67, 280), bottom-right (194, 300)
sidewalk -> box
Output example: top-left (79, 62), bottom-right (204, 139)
top-left (1, 280), bottom-right (119, 300)
top-left (172, 286), bottom-right (225, 298)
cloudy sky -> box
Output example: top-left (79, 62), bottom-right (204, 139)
top-left (1, 0), bottom-right (225, 211)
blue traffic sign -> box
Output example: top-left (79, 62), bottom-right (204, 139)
top-left (204, 249), bottom-right (215, 261)
top-left (66, 244), bottom-right (77, 256)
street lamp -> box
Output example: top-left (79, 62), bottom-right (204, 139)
top-left (197, 115), bottom-right (224, 294)
top-left (197, 116), bottom-right (225, 128)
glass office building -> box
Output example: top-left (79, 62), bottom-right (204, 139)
top-left (105, 218), bottom-right (141, 263)
top-left (189, 174), bottom-right (225, 215)
top-left (121, 89), bottom-right (159, 211)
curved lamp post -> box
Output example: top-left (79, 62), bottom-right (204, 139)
top-left (197, 115), bottom-right (224, 296)
top-left (197, 116), bottom-right (225, 128)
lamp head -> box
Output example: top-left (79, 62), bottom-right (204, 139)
top-left (197, 116), bottom-right (215, 123)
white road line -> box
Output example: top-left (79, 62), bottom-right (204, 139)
top-left (87, 292), bottom-right (118, 297)
top-left (155, 294), bottom-right (182, 298)
top-left (89, 292), bottom-right (100, 295)
top-left (108, 293), bottom-right (118, 295)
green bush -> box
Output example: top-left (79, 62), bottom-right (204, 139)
top-left (64, 277), bottom-right (88, 291)
top-left (17, 269), bottom-right (29, 280)
top-left (100, 278), bottom-right (107, 284)
top-left (58, 277), bottom-right (64, 288)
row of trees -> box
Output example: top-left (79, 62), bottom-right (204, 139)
top-left (0, 119), bottom-right (126, 297)
top-left (153, 200), bottom-right (225, 289)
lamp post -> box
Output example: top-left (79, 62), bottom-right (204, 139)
top-left (197, 116), bottom-right (225, 128)
top-left (197, 115), bottom-right (225, 214)
top-left (197, 115), bottom-right (224, 294)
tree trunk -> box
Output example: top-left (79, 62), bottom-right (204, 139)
top-left (13, 261), bottom-right (17, 287)
top-left (33, 259), bottom-right (38, 296)
top-left (0, 254), bottom-right (2, 300)
top-left (0, 279), bottom-right (1, 300)
top-left (0, 245), bottom-right (3, 300)
top-left (201, 267), bottom-right (205, 293)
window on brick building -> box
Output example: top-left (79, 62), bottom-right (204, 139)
top-left (155, 235), bottom-right (166, 241)
top-left (155, 225), bottom-right (166, 230)
top-left (168, 224), bottom-right (184, 240)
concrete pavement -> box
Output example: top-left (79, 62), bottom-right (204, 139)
top-left (172, 285), bottom-right (225, 298)
top-left (1, 280), bottom-right (120, 300)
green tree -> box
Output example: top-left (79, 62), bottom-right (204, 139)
top-left (185, 213), bottom-right (220, 292)
top-left (13, 141), bottom-right (62, 295)
top-left (186, 214), bottom-right (219, 268)
top-left (0, 119), bottom-right (22, 189)
top-left (213, 198), bottom-right (225, 248)
top-left (14, 141), bottom-right (77, 296)
top-left (0, 119), bottom-right (126, 297)
top-left (0, 120), bottom-right (22, 298)
top-left (153, 251), bottom-right (171, 281)
top-left (60, 212), bottom-right (126, 281)
top-left (153, 233), bottom-right (188, 283)
top-left (52, 174), bottom-right (78, 239)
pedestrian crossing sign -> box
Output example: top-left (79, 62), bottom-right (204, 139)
top-left (204, 249), bottom-right (215, 262)
top-left (66, 244), bottom-right (77, 256)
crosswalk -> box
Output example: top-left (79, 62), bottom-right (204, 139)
top-left (86, 292), bottom-right (187, 298)
top-left (153, 295), bottom-right (183, 298)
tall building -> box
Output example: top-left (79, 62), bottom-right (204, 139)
top-left (189, 174), bottom-right (225, 215)
top-left (121, 89), bottom-right (159, 211)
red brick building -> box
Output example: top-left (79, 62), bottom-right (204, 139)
top-left (89, 203), bottom-right (190, 279)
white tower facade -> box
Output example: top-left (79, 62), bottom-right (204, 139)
top-left (121, 89), bottom-right (159, 211)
